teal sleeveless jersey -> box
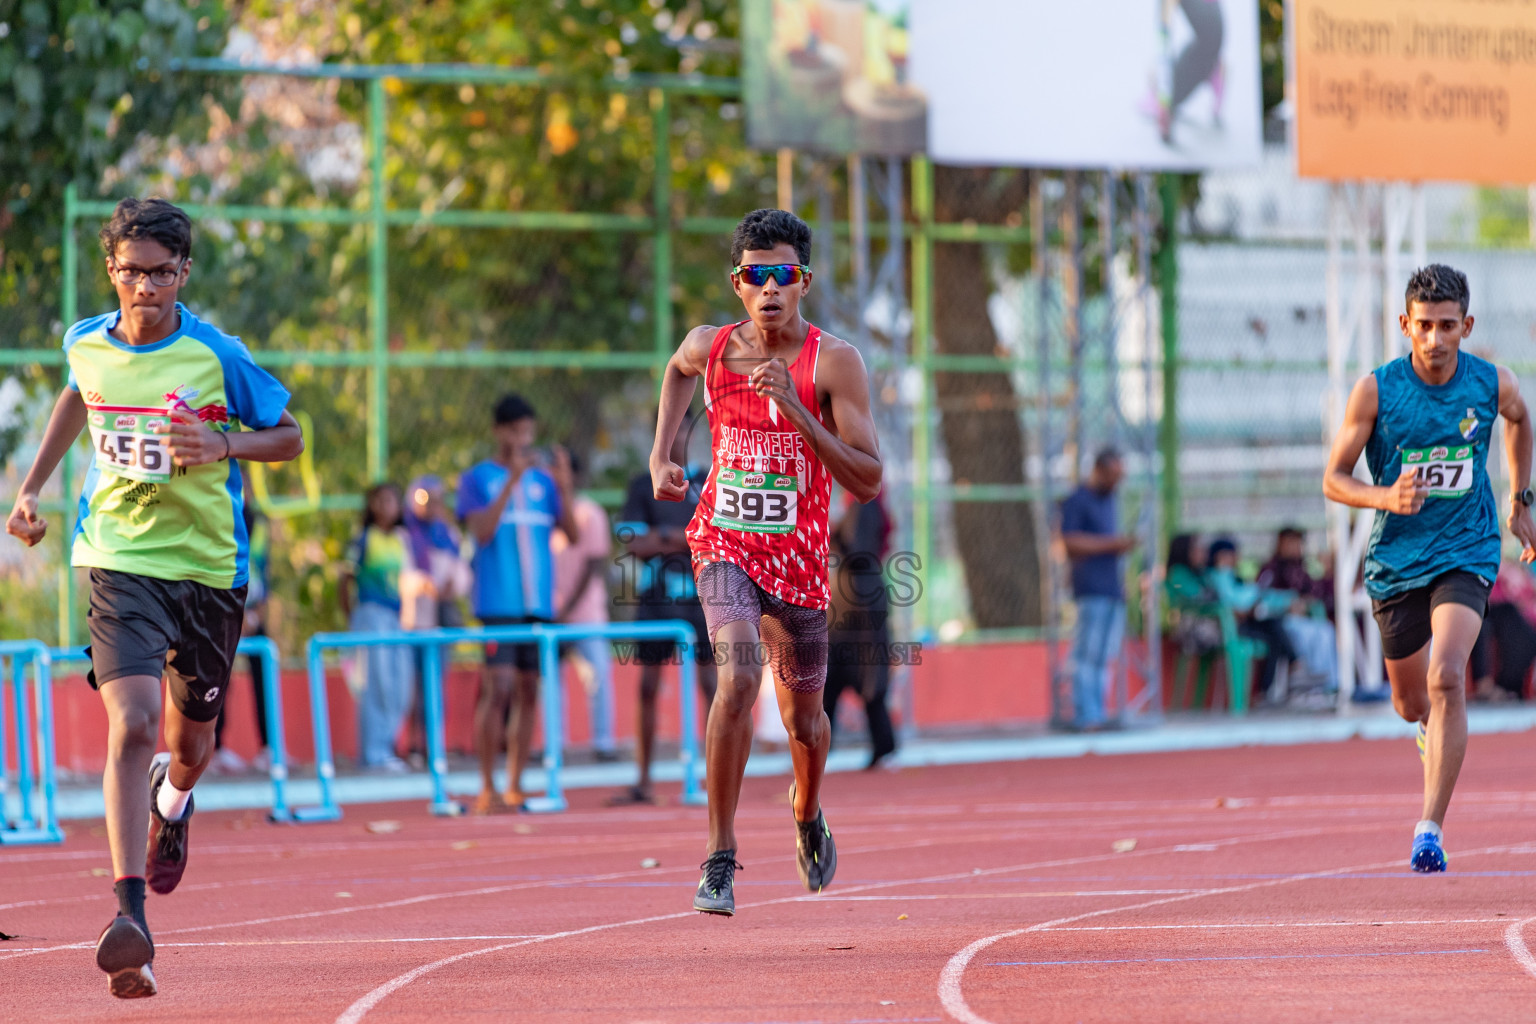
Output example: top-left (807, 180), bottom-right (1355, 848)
top-left (1363, 352), bottom-right (1501, 599)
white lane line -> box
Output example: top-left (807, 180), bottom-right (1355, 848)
top-left (936, 843), bottom-right (1535, 1024)
top-left (331, 908), bottom-right (702, 1024)
top-left (332, 821), bottom-right (1400, 1023)
top-left (818, 891), bottom-right (1209, 901)
top-left (1051, 917), bottom-right (1512, 932)
top-left (1506, 917), bottom-right (1536, 979)
top-left (156, 935), bottom-right (547, 947)
top-left (0, 824), bottom-right (1099, 964)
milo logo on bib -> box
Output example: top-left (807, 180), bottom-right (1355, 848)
top-left (712, 468), bottom-right (798, 533)
top-left (1402, 444), bottom-right (1474, 498)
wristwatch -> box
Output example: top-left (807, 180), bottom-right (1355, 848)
top-left (1516, 487), bottom-right (1534, 508)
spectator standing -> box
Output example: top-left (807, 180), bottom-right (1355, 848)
top-left (457, 393), bottom-right (578, 814)
top-left (401, 475), bottom-right (471, 764)
top-left (824, 488), bottom-right (898, 768)
top-left (1060, 448), bottom-right (1137, 730)
top-left (552, 451), bottom-right (618, 761)
top-left (610, 419), bottom-right (718, 805)
top-left (341, 483), bottom-right (418, 772)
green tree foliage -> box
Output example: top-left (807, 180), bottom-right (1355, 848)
top-left (0, 0), bottom-right (229, 355)
top-left (103, 1), bottom-right (773, 642)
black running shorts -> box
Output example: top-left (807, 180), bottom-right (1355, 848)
top-left (480, 615), bottom-right (548, 672)
top-left (1371, 570), bottom-right (1491, 662)
top-left (85, 568), bottom-right (247, 723)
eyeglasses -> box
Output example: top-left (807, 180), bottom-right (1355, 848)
top-left (731, 264), bottom-right (809, 287)
top-left (111, 259), bottom-right (185, 287)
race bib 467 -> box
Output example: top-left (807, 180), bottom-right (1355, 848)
top-left (1402, 444), bottom-right (1474, 498)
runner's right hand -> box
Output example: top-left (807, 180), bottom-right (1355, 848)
top-left (651, 459), bottom-right (688, 503)
top-left (1382, 466), bottom-right (1429, 515)
top-left (6, 493), bottom-right (47, 547)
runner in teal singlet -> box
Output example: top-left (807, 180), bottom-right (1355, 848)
top-left (1324, 265), bottom-right (1536, 873)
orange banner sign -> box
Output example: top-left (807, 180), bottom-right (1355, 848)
top-left (1293, 0), bottom-right (1536, 183)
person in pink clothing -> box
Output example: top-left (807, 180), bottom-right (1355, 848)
top-left (552, 451), bottom-right (617, 759)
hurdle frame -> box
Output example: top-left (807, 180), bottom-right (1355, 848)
top-left (0, 640), bottom-right (64, 845)
top-left (299, 620), bottom-right (705, 821)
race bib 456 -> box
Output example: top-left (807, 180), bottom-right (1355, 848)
top-left (88, 410), bottom-right (173, 484)
top-left (1402, 444), bottom-right (1474, 498)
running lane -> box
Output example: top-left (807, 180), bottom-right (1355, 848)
top-left (5, 732), bottom-right (1536, 1022)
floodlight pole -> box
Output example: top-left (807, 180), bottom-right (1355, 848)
top-left (1327, 181), bottom-right (1421, 711)
top-left (366, 77), bottom-right (389, 483)
top-left (1136, 173), bottom-right (1163, 723)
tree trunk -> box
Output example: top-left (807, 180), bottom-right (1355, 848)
top-left (931, 167), bottom-right (1041, 628)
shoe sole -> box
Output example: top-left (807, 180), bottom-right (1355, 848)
top-left (1410, 852), bottom-right (1448, 873)
top-left (97, 917), bottom-right (155, 998)
top-left (107, 965), bottom-right (158, 999)
top-left (693, 900), bottom-right (735, 916)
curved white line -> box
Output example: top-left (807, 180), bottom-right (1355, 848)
top-left (333, 822), bottom-right (1397, 1023)
top-left (1506, 916), bottom-right (1536, 979)
top-left (938, 845), bottom-right (1528, 1024)
top-left (334, 909), bottom-right (696, 1024)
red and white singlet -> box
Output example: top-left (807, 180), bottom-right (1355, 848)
top-left (686, 321), bottom-right (833, 609)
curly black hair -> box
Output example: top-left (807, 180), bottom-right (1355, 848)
top-left (99, 197), bottom-right (192, 261)
top-left (730, 208), bottom-right (812, 266)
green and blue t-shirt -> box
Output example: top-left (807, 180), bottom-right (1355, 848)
top-left (65, 304), bottom-right (291, 590)
top-left (346, 526), bottom-right (409, 611)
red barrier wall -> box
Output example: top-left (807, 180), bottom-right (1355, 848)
top-left (42, 640), bottom-right (1162, 774)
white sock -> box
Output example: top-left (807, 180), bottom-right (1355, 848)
top-left (1415, 819), bottom-right (1442, 840)
top-left (157, 778), bottom-right (192, 821)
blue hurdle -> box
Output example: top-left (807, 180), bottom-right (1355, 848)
top-left (49, 637), bottom-right (295, 822)
top-left (0, 640), bottom-right (64, 845)
top-left (299, 620), bottom-right (705, 821)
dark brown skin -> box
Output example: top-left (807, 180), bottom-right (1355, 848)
top-left (647, 239), bottom-right (885, 857)
top-left (649, 242), bottom-right (882, 507)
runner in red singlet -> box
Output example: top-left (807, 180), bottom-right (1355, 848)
top-left (651, 209), bottom-right (883, 915)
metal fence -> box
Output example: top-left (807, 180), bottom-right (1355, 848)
top-left (4, 60), bottom-right (1191, 728)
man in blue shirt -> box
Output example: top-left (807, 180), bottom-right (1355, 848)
top-left (1060, 448), bottom-right (1137, 730)
top-left (457, 393), bottom-right (578, 813)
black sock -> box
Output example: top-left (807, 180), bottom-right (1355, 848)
top-left (114, 876), bottom-right (149, 938)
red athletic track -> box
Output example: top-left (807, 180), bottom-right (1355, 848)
top-left (6, 732), bottom-right (1536, 1023)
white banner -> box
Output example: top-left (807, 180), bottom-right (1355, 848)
top-left (909, 0), bottom-right (1263, 170)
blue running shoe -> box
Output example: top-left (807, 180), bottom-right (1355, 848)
top-left (1416, 721), bottom-right (1427, 764)
top-left (1410, 829), bottom-right (1447, 873)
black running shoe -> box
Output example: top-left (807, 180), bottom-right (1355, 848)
top-left (146, 753), bottom-right (193, 895)
top-left (96, 914), bottom-right (156, 999)
top-left (693, 850), bottom-right (743, 916)
top-left (790, 783), bottom-right (837, 893)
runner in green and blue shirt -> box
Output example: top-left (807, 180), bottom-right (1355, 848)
top-left (6, 198), bottom-right (302, 999)
top-left (1324, 264), bottom-right (1536, 876)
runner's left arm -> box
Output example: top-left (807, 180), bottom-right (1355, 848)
top-left (1497, 365), bottom-right (1536, 562)
top-left (750, 342), bottom-right (882, 502)
top-left (166, 408), bottom-right (303, 467)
